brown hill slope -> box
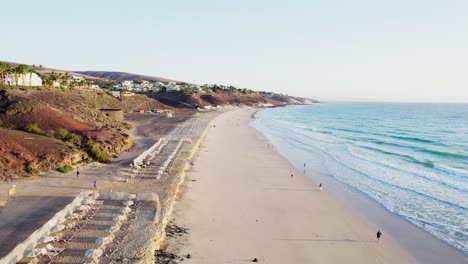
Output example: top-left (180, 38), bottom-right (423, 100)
top-left (75, 71), bottom-right (178, 83)
top-left (0, 128), bottom-right (81, 180)
top-left (148, 90), bottom-right (317, 109)
top-left (0, 88), bottom-right (176, 179)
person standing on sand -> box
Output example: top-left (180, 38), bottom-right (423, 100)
top-left (93, 180), bottom-right (97, 189)
top-left (76, 171), bottom-right (80, 179)
top-left (319, 183), bottom-right (322, 191)
top-left (377, 230), bottom-right (382, 242)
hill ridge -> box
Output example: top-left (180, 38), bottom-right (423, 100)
top-left (75, 71), bottom-right (179, 83)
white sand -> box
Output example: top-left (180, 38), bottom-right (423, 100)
top-left (171, 108), bottom-right (415, 263)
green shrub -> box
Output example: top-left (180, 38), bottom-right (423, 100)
top-left (57, 128), bottom-right (82, 146)
top-left (85, 140), bottom-right (109, 163)
top-left (57, 128), bottom-right (69, 140)
top-left (57, 166), bottom-right (74, 173)
top-left (25, 124), bottom-right (45, 135)
top-left (67, 133), bottom-right (82, 146)
top-left (26, 166), bottom-right (40, 174)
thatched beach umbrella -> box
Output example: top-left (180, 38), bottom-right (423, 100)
top-left (95, 236), bottom-right (112, 245)
top-left (51, 224), bottom-right (65, 232)
top-left (28, 247), bottom-right (47, 258)
top-left (38, 235), bottom-right (55, 243)
top-left (82, 198), bottom-right (95, 205)
top-left (122, 200), bottom-right (134, 206)
top-left (76, 205), bottom-right (90, 211)
top-left (107, 224), bottom-right (120, 233)
top-left (120, 207), bottom-right (131, 214)
top-left (85, 248), bottom-right (103, 258)
top-left (67, 213), bottom-right (80, 220)
top-left (113, 215), bottom-right (127, 221)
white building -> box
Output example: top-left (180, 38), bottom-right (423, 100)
top-left (122, 80), bottom-right (133, 89)
top-left (4, 73), bottom-right (42, 86)
top-left (166, 83), bottom-right (179, 92)
top-left (113, 80), bottom-right (134, 91)
top-left (71, 75), bottom-right (85, 82)
top-left (154, 82), bottom-right (165, 87)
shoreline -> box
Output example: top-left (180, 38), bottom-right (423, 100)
top-left (163, 108), bottom-right (415, 263)
top-left (251, 106), bottom-right (468, 263)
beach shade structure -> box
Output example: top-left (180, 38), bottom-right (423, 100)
top-left (95, 236), bottom-right (113, 245)
top-left (82, 198), bottom-right (95, 205)
top-left (107, 224), bottom-right (120, 233)
top-left (120, 207), bottom-right (132, 214)
top-left (67, 213), bottom-right (80, 220)
top-left (28, 247), bottom-right (47, 258)
top-left (85, 248), bottom-right (103, 258)
top-left (51, 224), bottom-right (66, 232)
top-left (113, 215), bottom-right (127, 222)
top-left (76, 205), bottom-right (90, 211)
top-left (123, 200), bottom-right (134, 206)
top-left (38, 235), bottom-right (55, 243)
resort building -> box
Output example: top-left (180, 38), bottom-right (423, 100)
top-left (71, 75), bottom-right (85, 82)
top-left (166, 83), bottom-right (180, 92)
top-left (4, 73), bottom-right (43, 86)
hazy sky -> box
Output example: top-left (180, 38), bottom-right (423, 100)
top-left (1, 0), bottom-right (467, 102)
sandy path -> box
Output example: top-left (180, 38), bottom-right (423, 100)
top-left (169, 109), bottom-right (415, 264)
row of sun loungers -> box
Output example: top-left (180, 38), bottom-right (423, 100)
top-left (84, 200), bottom-right (142, 264)
top-left (18, 198), bottom-right (144, 264)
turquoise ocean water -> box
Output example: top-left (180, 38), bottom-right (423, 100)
top-left (251, 103), bottom-right (468, 255)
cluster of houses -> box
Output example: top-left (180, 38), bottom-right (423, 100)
top-left (112, 80), bottom-right (204, 93)
top-left (2, 71), bottom-right (100, 90)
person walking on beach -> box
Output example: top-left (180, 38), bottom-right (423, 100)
top-left (291, 172), bottom-right (294, 177)
top-left (76, 170), bottom-right (80, 179)
top-left (376, 229), bottom-right (382, 242)
top-left (93, 180), bottom-right (97, 189)
top-left (319, 183), bottom-right (323, 191)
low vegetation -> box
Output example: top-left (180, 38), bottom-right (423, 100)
top-left (57, 128), bottom-right (82, 146)
top-left (86, 140), bottom-right (110, 163)
top-left (24, 124), bottom-right (45, 135)
top-left (57, 166), bottom-right (74, 173)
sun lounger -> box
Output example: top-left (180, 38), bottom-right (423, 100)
top-left (59, 233), bottom-right (75, 243)
top-left (84, 211), bottom-right (96, 220)
top-left (97, 259), bottom-right (114, 264)
top-left (104, 245), bottom-right (118, 258)
top-left (43, 250), bottom-right (60, 259)
top-left (75, 223), bottom-right (86, 230)
top-left (45, 244), bottom-right (65, 253)
top-left (37, 258), bottom-right (53, 264)
top-left (120, 223), bottom-right (131, 231)
top-left (66, 222), bottom-right (77, 230)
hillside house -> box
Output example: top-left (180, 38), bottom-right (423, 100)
top-left (166, 83), bottom-right (179, 92)
top-left (71, 75), bottom-right (85, 82)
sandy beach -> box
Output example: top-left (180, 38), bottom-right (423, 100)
top-left (165, 108), bottom-right (415, 264)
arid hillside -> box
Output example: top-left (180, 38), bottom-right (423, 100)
top-left (0, 88), bottom-right (172, 180)
top-left (0, 67), bottom-right (316, 180)
top-left (148, 90), bottom-right (316, 109)
top-left (75, 71), bottom-right (177, 83)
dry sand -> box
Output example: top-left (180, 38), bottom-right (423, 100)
top-left (168, 108), bottom-right (415, 264)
